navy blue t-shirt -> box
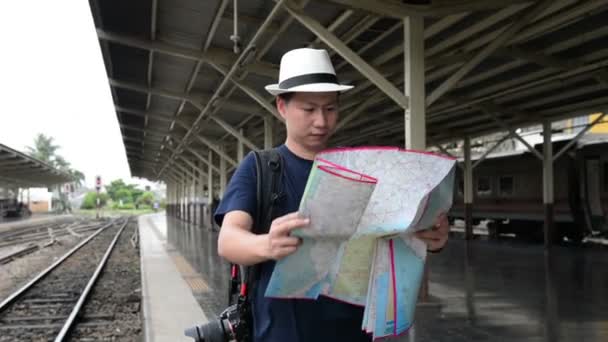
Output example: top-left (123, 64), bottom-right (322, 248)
top-left (214, 144), bottom-right (371, 342)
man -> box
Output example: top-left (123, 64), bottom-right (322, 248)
top-left (215, 48), bottom-right (449, 342)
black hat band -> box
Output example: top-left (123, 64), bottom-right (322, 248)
top-left (279, 73), bottom-right (339, 89)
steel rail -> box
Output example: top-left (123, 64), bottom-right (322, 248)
top-left (54, 218), bottom-right (130, 341)
top-left (0, 219), bottom-right (115, 311)
top-left (0, 244), bottom-right (39, 264)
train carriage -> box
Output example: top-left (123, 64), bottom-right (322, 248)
top-left (450, 134), bottom-right (608, 243)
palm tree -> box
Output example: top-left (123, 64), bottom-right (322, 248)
top-left (26, 133), bottom-right (60, 164)
top-left (69, 169), bottom-right (86, 187)
top-left (26, 133), bottom-right (84, 186)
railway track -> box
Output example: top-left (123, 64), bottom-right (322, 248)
top-left (0, 218), bottom-right (129, 341)
top-left (0, 220), bottom-right (103, 250)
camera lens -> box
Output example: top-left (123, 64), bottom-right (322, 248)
top-left (184, 319), bottom-right (230, 342)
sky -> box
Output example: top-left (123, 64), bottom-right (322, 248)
top-left (0, 1), bottom-right (158, 190)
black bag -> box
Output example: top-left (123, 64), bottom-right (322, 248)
top-left (227, 148), bottom-right (283, 306)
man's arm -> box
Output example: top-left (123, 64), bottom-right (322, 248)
top-left (218, 211), bottom-right (308, 266)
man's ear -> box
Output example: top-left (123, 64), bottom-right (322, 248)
top-left (276, 97), bottom-right (288, 120)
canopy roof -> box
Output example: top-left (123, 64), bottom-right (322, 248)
top-left (0, 143), bottom-right (74, 188)
top-left (89, 0), bottom-right (608, 181)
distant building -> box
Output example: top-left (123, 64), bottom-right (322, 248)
top-left (27, 188), bottom-right (53, 213)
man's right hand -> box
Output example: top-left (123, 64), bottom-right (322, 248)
top-left (266, 212), bottom-right (309, 260)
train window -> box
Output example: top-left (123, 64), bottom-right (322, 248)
top-left (499, 176), bottom-right (514, 196)
top-left (477, 176), bottom-right (491, 196)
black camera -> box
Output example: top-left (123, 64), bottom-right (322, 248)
top-left (184, 300), bottom-right (251, 342)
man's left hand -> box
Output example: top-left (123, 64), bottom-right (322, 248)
top-left (415, 213), bottom-right (450, 253)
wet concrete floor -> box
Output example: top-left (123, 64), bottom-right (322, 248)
top-left (166, 216), bottom-right (608, 341)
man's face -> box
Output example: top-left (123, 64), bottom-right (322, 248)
top-left (277, 92), bottom-right (339, 152)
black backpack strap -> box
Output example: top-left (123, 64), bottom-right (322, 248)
top-left (253, 148), bottom-right (283, 235)
top-left (228, 148), bottom-right (283, 305)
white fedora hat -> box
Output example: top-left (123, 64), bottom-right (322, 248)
top-left (265, 48), bottom-right (354, 96)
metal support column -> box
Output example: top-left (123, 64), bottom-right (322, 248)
top-left (464, 137), bottom-right (474, 239)
top-left (168, 181), bottom-right (173, 217)
top-left (404, 16), bottom-right (425, 149)
top-left (543, 121), bottom-right (554, 248)
top-left (186, 168), bottom-right (192, 223)
top-left (173, 180), bottom-right (178, 218)
top-left (219, 146), bottom-right (227, 198)
top-left (208, 150), bottom-right (214, 229)
top-left (238, 129), bottom-right (245, 162)
top-left (264, 116), bottom-right (273, 149)
top-left (177, 180), bottom-right (182, 219)
top-left (180, 178), bottom-right (188, 221)
top-left (198, 160), bottom-right (205, 227)
top-left (208, 150), bottom-right (214, 204)
top-left (172, 181), bottom-right (177, 217)
top-left (404, 15), bottom-right (430, 303)
top-left (166, 182), bottom-right (171, 216)
top-left (191, 163), bottom-right (197, 225)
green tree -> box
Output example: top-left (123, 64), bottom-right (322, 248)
top-left (136, 191), bottom-right (155, 207)
top-left (106, 179), bottom-right (145, 203)
top-left (130, 187), bottom-right (144, 203)
top-left (106, 179), bottom-right (127, 202)
top-left (69, 169), bottom-right (86, 186)
top-left (81, 191), bottom-right (110, 209)
top-left (115, 188), bottom-right (133, 204)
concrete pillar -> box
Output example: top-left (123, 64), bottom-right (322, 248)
top-left (219, 146), bottom-right (227, 199)
top-left (404, 16), bottom-right (425, 150)
top-left (264, 116), bottom-right (273, 149)
top-left (464, 136), bottom-right (474, 240)
top-left (543, 121), bottom-right (554, 248)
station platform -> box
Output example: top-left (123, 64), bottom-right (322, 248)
top-left (139, 212), bottom-right (608, 341)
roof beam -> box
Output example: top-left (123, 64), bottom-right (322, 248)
top-left (206, 62), bottom-right (282, 122)
top-left (324, 0), bottom-right (424, 18)
top-left (120, 124), bottom-right (170, 138)
top-left (109, 79), bottom-right (260, 116)
top-left (96, 30), bottom-right (277, 79)
top-left (192, 134), bottom-right (238, 167)
top-left (0, 159), bottom-right (30, 167)
top-left (426, 0), bottom-right (552, 106)
top-left (463, 0), bottom-right (605, 53)
top-left (156, 0), bottom-right (286, 179)
top-left (221, 8), bottom-right (282, 32)
top-left (182, 145), bottom-right (221, 174)
top-left (283, 0), bottom-right (409, 110)
top-left (430, 57), bottom-right (608, 118)
top-left (425, 4), bottom-right (529, 58)
top-left (208, 115), bottom-right (259, 151)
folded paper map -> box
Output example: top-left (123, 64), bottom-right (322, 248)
top-left (265, 146), bottom-right (456, 339)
